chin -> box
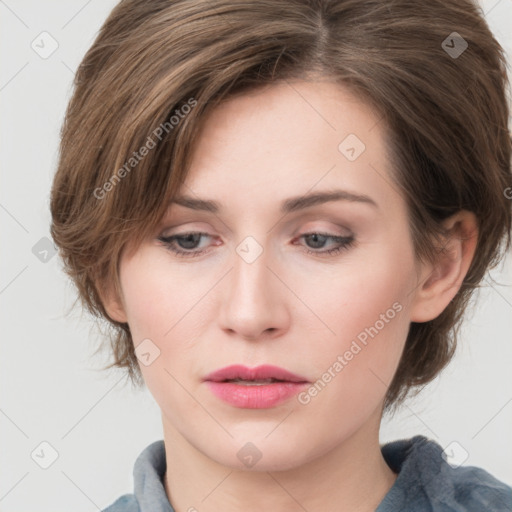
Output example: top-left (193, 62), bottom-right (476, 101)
top-left (200, 431), bottom-right (319, 473)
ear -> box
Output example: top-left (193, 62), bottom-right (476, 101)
top-left (409, 210), bottom-right (478, 323)
top-left (97, 279), bottom-right (128, 324)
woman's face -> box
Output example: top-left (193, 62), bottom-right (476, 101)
top-left (107, 79), bottom-right (428, 471)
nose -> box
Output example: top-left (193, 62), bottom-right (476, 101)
top-left (217, 243), bottom-right (290, 341)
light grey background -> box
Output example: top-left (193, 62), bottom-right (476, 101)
top-left (1, 1), bottom-right (511, 510)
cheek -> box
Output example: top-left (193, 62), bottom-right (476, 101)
top-left (119, 250), bottom-right (194, 341)
top-left (301, 243), bottom-right (412, 340)
top-left (294, 244), bottom-right (415, 404)
top-left (118, 251), bottom-right (214, 382)
top-left (117, 255), bottom-right (204, 416)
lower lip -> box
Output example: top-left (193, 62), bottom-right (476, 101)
top-left (205, 381), bottom-right (309, 409)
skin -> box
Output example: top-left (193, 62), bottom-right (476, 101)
top-left (102, 78), bottom-right (478, 512)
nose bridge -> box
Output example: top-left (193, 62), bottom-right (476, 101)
top-left (231, 235), bottom-right (272, 307)
top-left (219, 234), bottom-right (287, 338)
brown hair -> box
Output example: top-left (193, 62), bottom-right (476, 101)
top-left (50, 0), bottom-right (511, 408)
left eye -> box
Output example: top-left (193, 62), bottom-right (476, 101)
top-left (157, 231), bottom-right (355, 258)
top-left (157, 232), bottom-right (213, 258)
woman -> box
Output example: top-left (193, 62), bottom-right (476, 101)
top-left (50, 0), bottom-right (512, 510)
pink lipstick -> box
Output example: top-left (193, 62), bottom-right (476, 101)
top-left (203, 364), bottom-right (309, 409)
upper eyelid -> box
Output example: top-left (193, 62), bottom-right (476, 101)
top-left (160, 211), bottom-right (357, 231)
top-left (159, 229), bottom-right (350, 239)
top-left (159, 219), bottom-right (353, 236)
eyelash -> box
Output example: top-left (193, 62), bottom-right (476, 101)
top-left (157, 231), bottom-right (355, 258)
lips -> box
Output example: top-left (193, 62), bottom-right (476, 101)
top-left (203, 364), bottom-right (309, 384)
top-left (203, 365), bottom-right (310, 408)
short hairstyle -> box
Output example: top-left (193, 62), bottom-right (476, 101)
top-left (50, 0), bottom-right (511, 408)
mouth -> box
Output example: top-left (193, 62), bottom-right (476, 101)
top-left (203, 364), bottom-right (309, 384)
top-left (203, 365), bottom-right (310, 409)
top-left (221, 378), bottom-right (291, 385)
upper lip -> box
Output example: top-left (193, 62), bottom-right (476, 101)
top-left (204, 364), bottom-right (309, 383)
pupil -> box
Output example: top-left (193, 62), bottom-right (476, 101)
top-left (307, 233), bottom-right (326, 249)
top-left (180, 233), bottom-right (200, 249)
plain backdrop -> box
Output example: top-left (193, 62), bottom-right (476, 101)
top-left (1, 1), bottom-right (511, 511)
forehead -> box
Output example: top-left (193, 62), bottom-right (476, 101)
top-left (177, 79), bottom-right (400, 217)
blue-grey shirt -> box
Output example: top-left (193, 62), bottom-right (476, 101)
top-left (102, 436), bottom-right (512, 511)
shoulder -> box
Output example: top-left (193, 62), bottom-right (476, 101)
top-left (102, 493), bottom-right (139, 512)
top-left (101, 440), bottom-right (168, 512)
top-left (378, 436), bottom-right (512, 511)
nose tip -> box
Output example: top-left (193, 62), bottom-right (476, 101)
top-left (218, 250), bottom-right (289, 341)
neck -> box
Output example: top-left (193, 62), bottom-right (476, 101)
top-left (162, 411), bottom-right (396, 512)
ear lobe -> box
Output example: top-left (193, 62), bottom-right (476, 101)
top-left (97, 280), bottom-right (128, 324)
top-left (409, 210), bottom-right (478, 323)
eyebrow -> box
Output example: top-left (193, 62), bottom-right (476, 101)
top-left (170, 189), bottom-right (378, 214)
